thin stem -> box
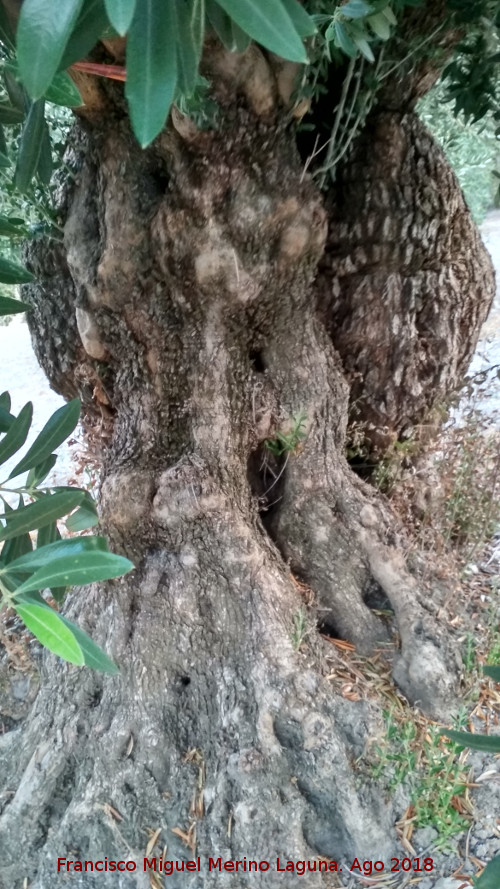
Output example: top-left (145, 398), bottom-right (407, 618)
top-left (319, 54), bottom-right (356, 189)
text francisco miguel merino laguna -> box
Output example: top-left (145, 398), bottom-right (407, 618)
top-left (57, 857), bottom-right (344, 875)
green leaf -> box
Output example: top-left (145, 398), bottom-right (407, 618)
top-left (14, 99), bottom-right (46, 193)
top-left (333, 20), bottom-right (358, 56)
top-left (126, 0), bottom-right (178, 147)
top-left (280, 0), bottom-right (316, 37)
top-left (4, 70), bottom-right (27, 111)
top-left (37, 120), bottom-right (53, 185)
top-left (59, 612), bottom-right (119, 672)
top-left (65, 492), bottom-right (98, 531)
top-left (26, 454), bottom-right (58, 488)
top-left (11, 550), bottom-right (134, 595)
top-left (213, 0), bottom-right (307, 62)
top-left (340, 0), bottom-right (373, 18)
top-left (206, 0), bottom-right (250, 51)
top-left (17, 0), bottom-right (86, 99)
top-left (0, 293), bottom-right (31, 312)
top-left (36, 520), bottom-right (60, 548)
top-left (9, 399), bottom-right (80, 479)
top-left (176, 0), bottom-right (205, 95)
top-left (104, 0), bottom-right (137, 35)
top-left (44, 72), bottom-right (83, 108)
top-left (440, 729), bottom-right (500, 753)
top-left (5, 535), bottom-right (109, 573)
top-left (0, 392), bottom-right (11, 413)
top-left (474, 855), bottom-right (500, 889)
top-left (0, 104), bottom-right (25, 125)
top-left (0, 407), bottom-right (15, 433)
top-left (14, 599), bottom-right (84, 664)
top-left (60, 0), bottom-right (111, 69)
top-left (0, 402), bottom-right (33, 469)
top-left (351, 28), bottom-right (375, 61)
top-left (484, 665), bottom-right (500, 683)
top-left (0, 215), bottom-right (29, 237)
top-left (0, 531), bottom-right (33, 567)
top-left (381, 5), bottom-right (397, 26)
top-left (367, 12), bottom-right (391, 39)
top-left (0, 490), bottom-right (84, 542)
top-left (35, 521), bottom-right (65, 600)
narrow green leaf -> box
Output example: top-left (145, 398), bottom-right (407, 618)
top-left (50, 585), bottom-right (67, 604)
top-left (351, 29), bottom-right (375, 61)
top-left (104, 0), bottom-right (137, 35)
top-left (35, 521), bottom-right (65, 600)
top-left (36, 520), bottom-right (60, 548)
top-left (340, 0), bottom-right (373, 18)
top-left (65, 492), bottom-right (98, 531)
top-left (14, 599), bottom-right (84, 664)
top-left (9, 398), bottom-right (80, 479)
top-left (37, 121), bottom-right (53, 185)
top-left (484, 665), bottom-right (500, 683)
top-left (14, 99), bottom-right (46, 193)
top-left (0, 392), bottom-right (11, 412)
top-left (280, 0), bottom-right (316, 37)
top-left (1, 530), bottom-right (33, 567)
top-left (367, 12), bottom-right (391, 39)
top-left (0, 407), bottom-right (15, 433)
top-left (474, 855), bottom-right (500, 889)
top-left (6, 536), bottom-right (109, 573)
top-left (176, 0), bottom-right (205, 95)
top-left (4, 70), bottom-right (27, 111)
top-left (26, 454), bottom-right (58, 489)
top-left (206, 0), bottom-right (250, 51)
top-left (12, 550), bottom-right (134, 594)
top-left (0, 293), bottom-right (31, 312)
top-left (441, 728), bottom-right (500, 753)
top-left (0, 104), bottom-right (25, 125)
top-left (17, 0), bottom-right (86, 99)
top-left (213, 0), bottom-right (307, 62)
top-left (0, 215), bottom-right (29, 237)
top-left (44, 72), bottom-right (83, 108)
top-left (0, 402), bottom-right (33, 469)
top-left (60, 0), bottom-right (110, 70)
top-left (59, 611), bottom-right (119, 672)
top-left (126, 0), bottom-right (178, 147)
top-left (381, 5), bottom-right (397, 26)
top-left (333, 20), bottom-right (358, 56)
top-left (0, 490), bottom-right (84, 542)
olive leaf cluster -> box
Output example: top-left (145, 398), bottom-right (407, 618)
top-left (0, 297), bottom-right (133, 671)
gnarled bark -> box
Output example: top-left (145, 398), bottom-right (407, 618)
top-left (317, 110), bottom-right (494, 454)
top-left (0, 45), bottom-right (483, 886)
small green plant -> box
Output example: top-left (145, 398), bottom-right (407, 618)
top-left (442, 665), bottom-right (500, 888)
top-left (291, 606), bottom-right (309, 651)
top-left (463, 632), bottom-right (478, 673)
top-left (265, 411), bottom-right (307, 458)
top-left (372, 708), bottom-right (470, 845)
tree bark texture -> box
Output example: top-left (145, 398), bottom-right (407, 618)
top-left (317, 110), bottom-right (494, 453)
top-left (0, 48), bottom-right (490, 887)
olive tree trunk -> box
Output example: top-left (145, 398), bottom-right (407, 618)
top-left (0, 48), bottom-right (492, 888)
